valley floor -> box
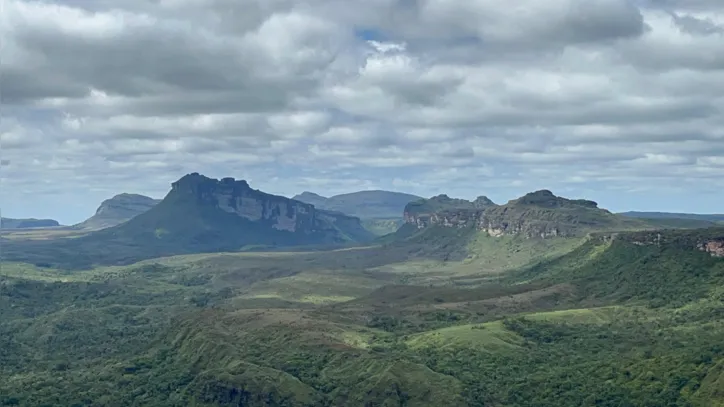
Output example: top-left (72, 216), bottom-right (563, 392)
top-left (2, 231), bottom-right (724, 406)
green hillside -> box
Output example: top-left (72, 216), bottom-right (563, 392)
top-left (511, 227), bottom-right (724, 306)
top-left (2, 197), bottom-right (724, 406)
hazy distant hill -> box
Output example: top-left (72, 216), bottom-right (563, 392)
top-left (293, 190), bottom-right (422, 219)
top-left (74, 193), bottom-right (161, 230)
top-left (620, 211), bottom-right (724, 223)
top-left (0, 217), bottom-right (60, 229)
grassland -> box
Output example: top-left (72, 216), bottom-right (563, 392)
top-left (2, 227), bottom-right (724, 406)
top-left (0, 227), bottom-right (88, 240)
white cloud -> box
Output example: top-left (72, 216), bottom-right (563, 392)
top-left (2, 0), bottom-right (724, 223)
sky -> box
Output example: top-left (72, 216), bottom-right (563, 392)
top-left (1, 0), bottom-right (723, 225)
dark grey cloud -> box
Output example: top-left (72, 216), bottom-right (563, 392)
top-left (669, 12), bottom-right (724, 35)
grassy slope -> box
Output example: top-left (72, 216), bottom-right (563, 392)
top-left (360, 218), bottom-right (405, 236)
top-left (398, 229), bottom-right (724, 406)
top-left (2, 227), bottom-right (724, 406)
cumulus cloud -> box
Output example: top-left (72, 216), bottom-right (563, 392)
top-left (1, 0), bottom-right (723, 222)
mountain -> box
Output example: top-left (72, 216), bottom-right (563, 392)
top-left (404, 194), bottom-right (497, 218)
top-left (292, 190), bottom-right (422, 219)
top-left (3, 173), bottom-right (376, 268)
top-left (402, 189), bottom-right (642, 238)
top-left (74, 193), bottom-right (161, 230)
top-left (0, 217), bottom-right (60, 229)
top-left (95, 173), bottom-right (376, 257)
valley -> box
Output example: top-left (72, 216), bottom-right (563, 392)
top-left (2, 175), bottom-right (723, 406)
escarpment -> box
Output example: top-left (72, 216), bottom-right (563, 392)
top-left (404, 190), bottom-right (637, 239)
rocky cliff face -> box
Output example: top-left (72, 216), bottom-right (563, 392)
top-left (699, 240), bottom-right (724, 257)
top-left (172, 174), bottom-right (314, 233)
top-left (166, 173), bottom-right (373, 242)
top-left (404, 190), bottom-right (630, 239)
top-left (403, 194), bottom-right (497, 228)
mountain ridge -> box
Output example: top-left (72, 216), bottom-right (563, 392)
top-left (402, 189), bottom-right (642, 239)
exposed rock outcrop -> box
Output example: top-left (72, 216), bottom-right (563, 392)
top-left (404, 190), bottom-right (631, 239)
top-left (160, 173), bottom-right (374, 243)
top-left (698, 240), bottom-right (724, 257)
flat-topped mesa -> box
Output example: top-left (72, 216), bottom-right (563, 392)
top-left (404, 190), bottom-right (623, 238)
top-left (509, 190), bottom-right (600, 209)
top-left (1, 217), bottom-right (60, 229)
top-left (403, 194), bottom-right (498, 229)
top-left (169, 173), bottom-right (325, 232)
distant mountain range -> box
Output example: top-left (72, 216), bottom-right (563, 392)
top-left (292, 190), bottom-right (423, 236)
top-left (620, 211), bottom-right (724, 223)
top-left (6, 177), bottom-right (724, 270)
top-left (0, 217), bottom-right (60, 229)
top-left (292, 190), bottom-right (422, 219)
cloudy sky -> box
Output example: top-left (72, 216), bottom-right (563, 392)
top-left (2, 0), bottom-right (723, 224)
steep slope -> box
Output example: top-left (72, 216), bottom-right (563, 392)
top-left (293, 190), bottom-right (422, 219)
top-left (0, 217), bottom-right (60, 229)
top-left (74, 193), bottom-right (161, 230)
top-left (512, 227), bottom-right (724, 304)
